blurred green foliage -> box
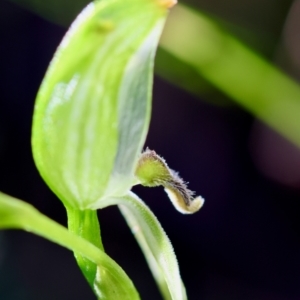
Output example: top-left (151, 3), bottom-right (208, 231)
top-left (160, 4), bottom-right (300, 148)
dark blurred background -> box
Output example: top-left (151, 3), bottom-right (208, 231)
top-left (1, 0), bottom-right (300, 299)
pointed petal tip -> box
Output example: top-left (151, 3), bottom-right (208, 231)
top-left (158, 0), bottom-right (177, 9)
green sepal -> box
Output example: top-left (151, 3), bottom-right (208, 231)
top-left (97, 191), bottom-right (187, 300)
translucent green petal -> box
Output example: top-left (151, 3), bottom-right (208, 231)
top-left (97, 192), bottom-right (187, 300)
top-left (32, 0), bottom-right (169, 209)
top-left (0, 192), bottom-right (139, 300)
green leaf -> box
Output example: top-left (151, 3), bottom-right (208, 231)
top-left (0, 192), bottom-right (139, 300)
top-left (97, 192), bottom-right (187, 300)
top-left (31, 0), bottom-right (169, 210)
top-left (160, 4), bottom-right (300, 148)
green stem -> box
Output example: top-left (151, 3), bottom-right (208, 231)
top-left (66, 207), bottom-right (104, 289)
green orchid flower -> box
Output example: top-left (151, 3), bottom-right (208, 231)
top-left (0, 0), bottom-right (204, 299)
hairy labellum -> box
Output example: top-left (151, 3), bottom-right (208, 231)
top-left (135, 149), bottom-right (204, 214)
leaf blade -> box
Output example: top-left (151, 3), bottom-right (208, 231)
top-left (0, 192), bottom-right (140, 300)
